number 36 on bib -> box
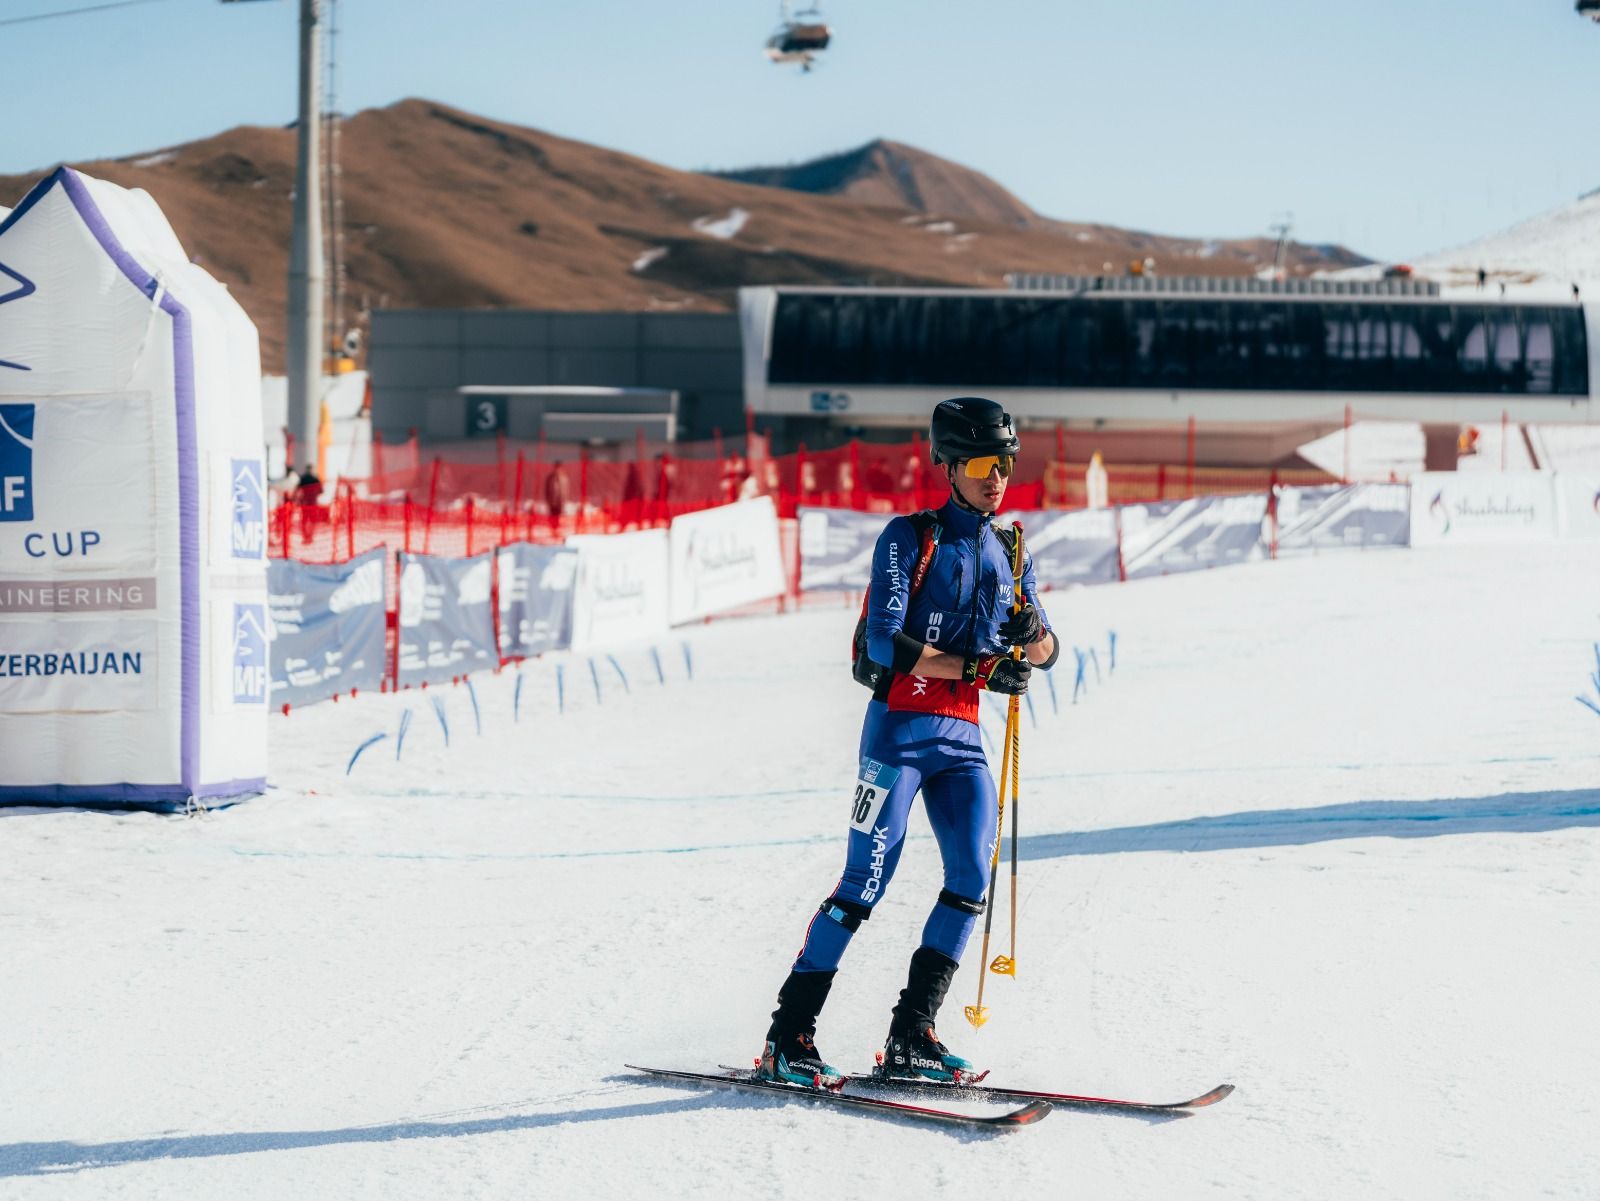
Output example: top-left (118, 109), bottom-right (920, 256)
top-left (849, 757), bottom-right (899, 833)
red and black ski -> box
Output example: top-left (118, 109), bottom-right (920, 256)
top-left (625, 1064), bottom-right (1052, 1130)
top-left (855, 1072), bottom-right (1234, 1116)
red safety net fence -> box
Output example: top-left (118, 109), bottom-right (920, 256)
top-left (274, 430), bottom-right (1336, 564)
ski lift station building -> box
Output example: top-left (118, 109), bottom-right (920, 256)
top-left (367, 280), bottom-right (1599, 467)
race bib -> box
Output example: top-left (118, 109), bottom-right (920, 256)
top-left (850, 758), bottom-right (900, 833)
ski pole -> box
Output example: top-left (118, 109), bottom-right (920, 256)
top-left (991, 521), bottom-right (1025, 980)
top-left (964, 522), bottom-right (1027, 1026)
top-left (964, 701), bottom-right (1014, 1029)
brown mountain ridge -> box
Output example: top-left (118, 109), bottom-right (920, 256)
top-left (0, 99), bottom-right (1370, 371)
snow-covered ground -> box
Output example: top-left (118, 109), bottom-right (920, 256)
top-left (1333, 189), bottom-right (1600, 296)
top-left (4, 543), bottom-right (1599, 1199)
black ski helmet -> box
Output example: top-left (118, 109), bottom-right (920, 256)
top-left (929, 397), bottom-right (1020, 467)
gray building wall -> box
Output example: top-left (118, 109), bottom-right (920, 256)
top-left (368, 310), bottom-right (744, 444)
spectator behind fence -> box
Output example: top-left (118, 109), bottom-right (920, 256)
top-left (545, 462), bottom-right (572, 522)
top-left (293, 464), bottom-right (323, 506)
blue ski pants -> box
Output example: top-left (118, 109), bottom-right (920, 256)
top-left (792, 700), bottom-right (998, 972)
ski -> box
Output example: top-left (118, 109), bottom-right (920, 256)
top-left (851, 1072), bottom-right (1234, 1115)
top-left (625, 1065), bottom-right (1052, 1130)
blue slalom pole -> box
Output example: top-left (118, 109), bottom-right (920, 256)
top-left (514, 672), bottom-right (525, 722)
top-left (1073, 647), bottom-right (1087, 704)
top-left (347, 732), bottom-right (387, 775)
top-left (607, 654), bottom-right (631, 695)
top-left (395, 709), bottom-right (414, 760)
top-left (1108, 630), bottom-right (1117, 674)
top-left (556, 664), bottom-right (566, 715)
top-left (1089, 647), bottom-right (1102, 684)
top-left (431, 695), bottom-right (450, 747)
top-left (1024, 691), bottom-right (1037, 729)
top-left (651, 646), bottom-right (666, 685)
top-left (466, 678), bottom-right (482, 735)
top-left (1044, 669), bottom-right (1059, 715)
top-left (681, 641), bottom-right (694, 680)
top-left (588, 658), bottom-right (603, 704)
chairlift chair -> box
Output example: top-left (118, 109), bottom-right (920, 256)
top-left (766, 2), bottom-right (831, 69)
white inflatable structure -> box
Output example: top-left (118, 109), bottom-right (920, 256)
top-left (0, 168), bottom-right (268, 809)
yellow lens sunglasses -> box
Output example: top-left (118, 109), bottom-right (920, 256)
top-left (962, 454), bottom-right (1015, 479)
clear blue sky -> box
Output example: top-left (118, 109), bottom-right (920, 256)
top-left (5, 0), bottom-right (1598, 261)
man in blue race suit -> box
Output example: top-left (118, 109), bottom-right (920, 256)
top-left (758, 397), bottom-right (1060, 1087)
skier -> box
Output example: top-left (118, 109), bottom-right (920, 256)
top-left (758, 397), bottom-right (1060, 1087)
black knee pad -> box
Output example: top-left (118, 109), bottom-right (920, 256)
top-left (937, 888), bottom-right (986, 916)
top-left (819, 895), bottom-right (873, 932)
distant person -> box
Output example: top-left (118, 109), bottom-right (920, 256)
top-left (1499, 282), bottom-right (1507, 298)
top-left (1574, 283), bottom-right (1582, 303)
top-left (544, 462), bottom-right (572, 523)
top-left (292, 464), bottom-right (323, 506)
top-left (1477, 267), bottom-right (1487, 291)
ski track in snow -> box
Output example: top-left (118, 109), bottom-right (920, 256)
top-left (3, 543), bottom-right (1599, 1199)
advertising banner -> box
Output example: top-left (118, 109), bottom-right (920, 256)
top-left (1555, 474), bottom-right (1600, 540)
top-left (1409, 472), bottom-right (1558, 546)
top-left (0, 616), bottom-right (158, 712)
top-left (267, 548), bottom-right (387, 707)
top-left (1274, 484), bottom-right (1411, 553)
top-left (208, 453), bottom-right (268, 564)
top-left (1120, 494), bottom-right (1268, 579)
top-left (397, 551), bottom-right (497, 687)
top-left (669, 497), bottom-right (787, 623)
top-left (797, 507), bottom-right (884, 591)
top-left (0, 393), bottom-right (156, 573)
top-left (567, 528), bottom-right (670, 652)
top-left (1006, 507), bottom-right (1120, 588)
top-left (497, 542), bottom-right (577, 658)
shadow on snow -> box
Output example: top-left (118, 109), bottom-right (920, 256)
top-left (1016, 788), bottom-right (1600, 861)
top-left (0, 1074), bottom-right (1054, 1176)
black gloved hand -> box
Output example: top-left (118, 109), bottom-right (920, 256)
top-left (964, 654), bottom-right (1031, 695)
top-left (997, 603), bottom-right (1046, 647)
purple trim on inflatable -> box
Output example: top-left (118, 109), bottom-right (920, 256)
top-left (0, 778), bottom-right (267, 812)
top-left (53, 168), bottom-right (202, 797)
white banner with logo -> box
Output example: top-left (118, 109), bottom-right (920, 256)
top-left (1409, 472), bottom-right (1559, 546)
top-left (567, 528), bottom-right (671, 652)
top-left (0, 616), bottom-right (158, 712)
top-left (1556, 474), bottom-right (1600, 540)
top-left (669, 497), bottom-right (786, 623)
top-left (0, 393), bottom-right (156, 574)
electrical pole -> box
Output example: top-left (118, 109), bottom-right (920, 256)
top-left (285, 0), bottom-right (324, 474)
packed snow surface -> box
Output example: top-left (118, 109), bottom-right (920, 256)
top-left (4, 543), bottom-right (1599, 1199)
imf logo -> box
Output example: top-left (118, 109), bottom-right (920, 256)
top-left (0, 403), bottom-right (34, 522)
top-left (231, 459), bottom-right (266, 559)
top-left (232, 602), bottom-right (268, 704)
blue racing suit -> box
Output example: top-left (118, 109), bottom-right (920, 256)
top-left (792, 497), bottom-right (1054, 973)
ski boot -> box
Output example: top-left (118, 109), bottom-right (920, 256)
top-left (756, 968), bottom-right (844, 1089)
top-left (875, 946), bottom-right (981, 1083)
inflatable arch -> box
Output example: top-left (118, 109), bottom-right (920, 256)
top-left (0, 168), bottom-right (267, 809)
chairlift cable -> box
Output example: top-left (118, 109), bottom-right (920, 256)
top-left (0, 0), bottom-right (166, 28)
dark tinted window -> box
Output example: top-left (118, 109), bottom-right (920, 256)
top-left (767, 294), bottom-right (1590, 395)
